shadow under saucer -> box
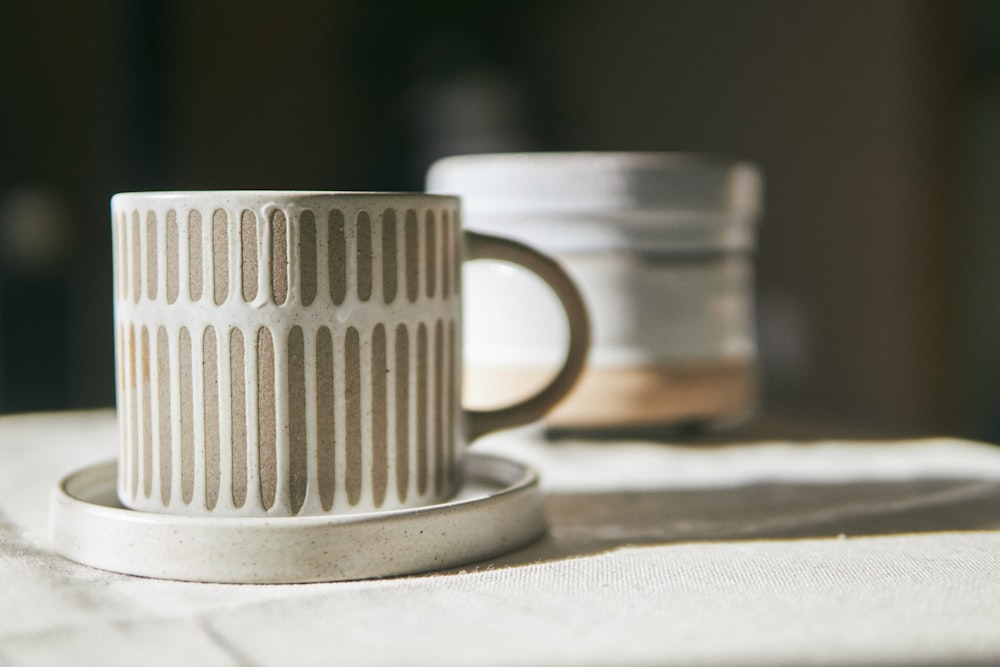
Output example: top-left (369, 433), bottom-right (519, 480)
top-left (442, 476), bottom-right (1000, 572)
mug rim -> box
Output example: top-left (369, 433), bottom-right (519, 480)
top-left (426, 151), bottom-right (761, 219)
top-left (111, 191), bottom-right (460, 206)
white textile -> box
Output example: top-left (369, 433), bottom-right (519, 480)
top-left (2, 410), bottom-right (1000, 666)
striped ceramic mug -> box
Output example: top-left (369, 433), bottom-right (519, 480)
top-left (111, 191), bottom-right (589, 517)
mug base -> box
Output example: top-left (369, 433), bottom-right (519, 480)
top-left (466, 358), bottom-right (757, 431)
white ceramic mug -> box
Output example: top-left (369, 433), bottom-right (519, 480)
top-left (111, 191), bottom-right (588, 516)
top-left (428, 152), bottom-right (762, 432)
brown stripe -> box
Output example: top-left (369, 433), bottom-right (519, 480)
top-left (405, 209), bottom-right (419, 303)
top-left (258, 327), bottom-right (277, 510)
top-left (356, 210), bottom-right (373, 301)
top-left (425, 210), bottom-right (437, 299)
top-left (141, 326), bottom-right (152, 498)
top-left (157, 326), bottom-right (172, 506)
top-left (128, 325), bottom-right (138, 500)
top-left (145, 212), bottom-right (158, 301)
top-left (131, 211), bottom-right (141, 304)
top-left (416, 322), bottom-right (428, 495)
top-left (127, 325), bottom-right (136, 390)
top-left (394, 324), bottom-right (410, 503)
top-left (230, 328), bottom-right (247, 508)
top-left (382, 209), bottom-right (397, 304)
top-left (212, 209), bottom-right (229, 305)
top-left (433, 319), bottom-right (444, 496)
top-left (328, 208), bottom-right (346, 305)
top-left (188, 210), bottom-right (203, 301)
top-left (441, 209), bottom-right (451, 300)
top-left (179, 326), bottom-right (194, 504)
top-left (299, 210), bottom-right (317, 306)
top-left (166, 210), bottom-right (179, 304)
top-left (447, 320), bottom-right (456, 484)
top-left (345, 327), bottom-right (362, 505)
top-left (288, 326), bottom-right (307, 514)
top-left (316, 326), bottom-right (336, 511)
top-left (241, 210), bottom-right (258, 302)
top-left (203, 327), bottom-right (220, 510)
top-left (371, 323), bottom-right (387, 508)
top-left (271, 209), bottom-right (288, 305)
top-left (453, 208), bottom-right (462, 294)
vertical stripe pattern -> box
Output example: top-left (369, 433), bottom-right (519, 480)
top-left (257, 327), bottom-right (277, 510)
top-left (230, 328), bottom-right (247, 508)
top-left (288, 326), bottom-right (307, 515)
top-left (140, 326), bottom-right (152, 498)
top-left (203, 327), bottom-right (221, 509)
top-left (179, 326), bottom-right (194, 505)
top-left (112, 201), bottom-right (461, 515)
top-left (316, 326), bottom-right (336, 511)
top-left (344, 326), bottom-right (362, 506)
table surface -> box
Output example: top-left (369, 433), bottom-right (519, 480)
top-left (3, 410), bottom-right (1000, 666)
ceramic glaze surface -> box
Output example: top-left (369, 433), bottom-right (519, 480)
top-left (112, 193), bottom-right (462, 516)
top-left (49, 453), bottom-right (547, 583)
top-left (111, 192), bottom-right (589, 517)
top-left (428, 154), bottom-right (761, 430)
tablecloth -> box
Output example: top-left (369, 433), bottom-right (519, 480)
top-left (2, 410), bottom-right (1000, 666)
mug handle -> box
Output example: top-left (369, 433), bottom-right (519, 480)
top-left (462, 231), bottom-right (590, 442)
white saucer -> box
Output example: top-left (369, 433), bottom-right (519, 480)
top-left (50, 453), bottom-right (546, 584)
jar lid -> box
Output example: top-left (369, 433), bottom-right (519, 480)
top-left (426, 152), bottom-right (762, 252)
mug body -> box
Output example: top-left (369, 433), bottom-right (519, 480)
top-left (112, 192), bottom-right (463, 517)
top-left (428, 152), bottom-right (763, 432)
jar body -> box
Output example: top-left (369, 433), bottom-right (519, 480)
top-left (464, 248), bottom-right (757, 429)
top-left (429, 152), bottom-right (763, 432)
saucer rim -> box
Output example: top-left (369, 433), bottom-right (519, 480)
top-left (50, 452), bottom-right (547, 584)
top-left (57, 453), bottom-right (534, 525)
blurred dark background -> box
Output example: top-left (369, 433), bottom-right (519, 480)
top-left (1, 0), bottom-right (998, 441)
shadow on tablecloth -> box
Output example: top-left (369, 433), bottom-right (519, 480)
top-left (445, 477), bottom-right (1000, 573)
